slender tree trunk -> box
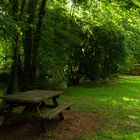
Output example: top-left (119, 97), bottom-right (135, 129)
top-left (7, 38), bottom-right (20, 94)
top-left (16, 0), bottom-right (27, 91)
top-left (31, 0), bottom-right (47, 88)
top-left (7, 0), bottom-right (47, 92)
top-left (7, 0), bottom-right (20, 94)
top-left (19, 0), bottom-right (26, 19)
top-left (7, 0), bottom-right (27, 93)
top-left (23, 0), bottom-right (38, 90)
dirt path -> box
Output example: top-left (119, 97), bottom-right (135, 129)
top-left (0, 111), bottom-right (103, 140)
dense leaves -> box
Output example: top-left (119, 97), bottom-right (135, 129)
top-left (80, 23), bottom-right (127, 80)
top-left (0, 0), bottom-right (140, 90)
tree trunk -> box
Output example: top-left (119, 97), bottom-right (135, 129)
top-left (6, 0), bottom-right (20, 94)
top-left (7, 0), bottom-right (47, 92)
top-left (31, 0), bottom-right (47, 88)
top-left (19, 0), bottom-right (26, 19)
top-left (23, 0), bottom-right (38, 90)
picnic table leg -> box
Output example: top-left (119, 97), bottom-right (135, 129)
top-left (22, 105), bottom-right (35, 114)
top-left (59, 112), bottom-right (64, 120)
top-left (22, 105), bottom-right (47, 132)
top-left (52, 97), bottom-right (64, 120)
top-left (2, 105), bottom-right (14, 126)
top-left (35, 105), bottom-right (47, 132)
top-left (39, 120), bottom-right (47, 132)
top-left (52, 97), bottom-right (58, 106)
top-left (34, 106), bottom-right (48, 132)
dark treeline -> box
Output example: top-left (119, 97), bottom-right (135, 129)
top-left (0, 0), bottom-right (140, 93)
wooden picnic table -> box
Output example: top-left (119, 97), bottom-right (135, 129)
top-left (0, 90), bottom-right (70, 131)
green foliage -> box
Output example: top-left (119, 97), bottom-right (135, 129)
top-left (0, 3), bottom-right (16, 39)
top-left (0, 40), bottom-right (12, 71)
top-left (37, 0), bottom-right (140, 87)
top-left (39, 1), bottom-right (83, 87)
top-left (81, 23), bottom-right (127, 80)
top-left (1, 0), bottom-right (140, 89)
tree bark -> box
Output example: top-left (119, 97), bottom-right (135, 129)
top-left (31, 0), bottom-right (47, 88)
top-left (23, 0), bottom-right (38, 90)
top-left (6, 0), bottom-right (20, 94)
top-left (7, 0), bottom-right (47, 92)
top-left (19, 0), bottom-right (26, 19)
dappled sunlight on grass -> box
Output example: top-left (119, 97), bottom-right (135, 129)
top-left (119, 75), bottom-right (140, 81)
top-left (128, 115), bottom-right (139, 119)
top-left (60, 76), bottom-right (140, 139)
top-left (81, 131), bottom-right (140, 140)
top-left (123, 97), bottom-right (140, 106)
top-left (99, 98), bottom-right (117, 105)
top-left (121, 132), bottom-right (140, 140)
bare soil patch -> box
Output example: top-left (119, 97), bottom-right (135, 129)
top-left (0, 111), bottom-right (103, 140)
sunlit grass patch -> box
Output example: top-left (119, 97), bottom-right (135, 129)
top-left (118, 75), bottom-right (140, 85)
top-left (79, 131), bottom-right (140, 140)
top-left (60, 75), bottom-right (140, 139)
top-left (119, 75), bottom-right (140, 81)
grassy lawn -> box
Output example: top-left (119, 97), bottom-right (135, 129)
top-left (0, 75), bottom-right (140, 140)
top-left (59, 75), bottom-right (140, 140)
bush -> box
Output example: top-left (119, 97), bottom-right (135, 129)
top-left (80, 23), bottom-right (127, 80)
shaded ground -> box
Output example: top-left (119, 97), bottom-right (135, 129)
top-left (0, 111), bottom-right (103, 140)
top-left (1, 76), bottom-right (140, 139)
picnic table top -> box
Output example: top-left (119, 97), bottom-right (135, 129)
top-left (3, 90), bottom-right (62, 104)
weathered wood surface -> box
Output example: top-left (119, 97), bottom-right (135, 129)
top-left (3, 90), bottom-right (61, 103)
top-left (41, 102), bottom-right (71, 120)
top-left (1, 90), bottom-right (71, 131)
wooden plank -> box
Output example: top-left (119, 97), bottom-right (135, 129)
top-left (41, 102), bottom-right (71, 120)
top-left (3, 90), bottom-right (62, 104)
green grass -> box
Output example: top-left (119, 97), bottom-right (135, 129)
top-left (59, 75), bottom-right (140, 140)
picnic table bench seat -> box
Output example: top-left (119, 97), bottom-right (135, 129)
top-left (0, 90), bottom-right (71, 132)
top-left (41, 102), bottom-right (71, 120)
